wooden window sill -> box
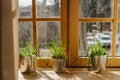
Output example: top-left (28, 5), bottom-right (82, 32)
top-left (18, 68), bottom-right (120, 80)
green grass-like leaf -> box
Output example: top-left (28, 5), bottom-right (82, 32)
top-left (19, 43), bottom-right (36, 56)
top-left (48, 38), bottom-right (66, 59)
top-left (88, 42), bottom-right (107, 57)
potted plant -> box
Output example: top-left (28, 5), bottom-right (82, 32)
top-left (48, 38), bottom-right (66, 72)
top-left (19, 48), bottom-right (27, 67)
top-left (88, 42), bottom-right (108, 73)
top-left (19, 44), bottom-right (36, 73)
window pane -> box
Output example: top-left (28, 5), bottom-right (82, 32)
top-left (79, 22), bottom-right (112, 57)
top-left (18, 0), bottom-right (32, 18)
top-left (118, 0), bottom-right (120, 18)
top-left (38, 21), bottom-right (60, 58)
top-left (36, 0), bottom-right (61, 18)
top-left (116, 23), bottom-right (120, 56)
top-left (79, 0), bottom-right (112, 18)
top-left (19, 22), bottom-right (33, 47)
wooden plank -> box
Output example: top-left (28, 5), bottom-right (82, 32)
top-left (61, 0), bottom-right (69, 66)
top-left (79, 18), bottom-right (113, 22)
top-left (111, 0), bottom-right (118, 57)
top-left (19, 18), bottom-right (61, 21)
top-left (18, 18), bottom-right (33, 21)
top-left (32, 0), bottom-right (38, 51)
top-left (118, 18), bottom-right (120, 22)
top-left (36, 18), bottom-right (61, 21)
top-left (68, 57), bottom-right (120, 67)
top-left (35, 59), bottom-right (52, 68)
top-left (69, 0), bottom-right (79, 66)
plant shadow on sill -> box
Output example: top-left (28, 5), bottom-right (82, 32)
top-left (19, 69), bottom-right (74, 80)
top-left (19, 69), bottom-right (120, 80)
top-left (20, 71), bottom-right (42, 80)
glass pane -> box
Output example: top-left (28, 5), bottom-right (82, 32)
top-left (79, 0), bottom-right (112, 18)
top-left (118, 0), bottom-right (120, 18)
top-left (79, 22), bottom-right (112, 57)
top-left (36, 0), bottom-right (61, 18)
top-left (116, 23), bottom-right (120, 56)
top-left (38, 21), bottom-right (61, 58)
top-left (18, 0), bottom-right (32, 18)
top-left (19, 22), bottom-right (33, 48)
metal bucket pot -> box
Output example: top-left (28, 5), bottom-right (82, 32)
top-left (52, 58), bottom-right (66, 72)
top-left (20, 55), bottom-right (35, 73)
top-left (90, 55), bottom-right (107, 73)
top-left (19, 56), bottom-right (25, 67)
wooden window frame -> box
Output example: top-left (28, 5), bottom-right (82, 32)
top-left (18, 0), bottom-right (68, 67)
top-left (69, 0), bottom-right (120, 67)
top-left (18, 0), bottom-right (120, 67)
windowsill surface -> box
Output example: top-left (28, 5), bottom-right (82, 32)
top-left (18, 68), bottom-right (120, 80)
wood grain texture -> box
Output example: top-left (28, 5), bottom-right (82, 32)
top-left (19, 68), bottom-right (120, 80)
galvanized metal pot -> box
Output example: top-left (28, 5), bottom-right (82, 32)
top-left (90, 55), bottom-right (107, 73)
top-left (52, 58), bottom-right (66, 72)
top-left (19, 56), bottom-right (25, 67)
top-left (20, 55), bottom-right (35, 73)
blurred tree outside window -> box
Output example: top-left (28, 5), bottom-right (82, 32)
top-left (18, 0), bottom-right (61, 58)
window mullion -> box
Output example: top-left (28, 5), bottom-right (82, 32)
top-left (36, 18), bottom-right (61, 21)
top-left (112, 0), bottom-right (118, 57)
top-left (79, 18), bottom-right (113, 22)
top-left (32, 0), bottom-right (38, 51)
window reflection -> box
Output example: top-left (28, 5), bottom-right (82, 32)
top-left (19, 22), bottom-right (33, 47)
top-left (18, 0), bottom-right (32, 18)
top-left (38, 21), bottom-right (60, 58)
top-left (79, 0), bottom-right (112, 18)
top-left (79, 22), bottom-right (112, 57)
top-left (36, 0), bottom-right (61, 18)
top-left (118, 0), bottom-right (120, 17)
top-left (116, 23), bottom-right (120, 56)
